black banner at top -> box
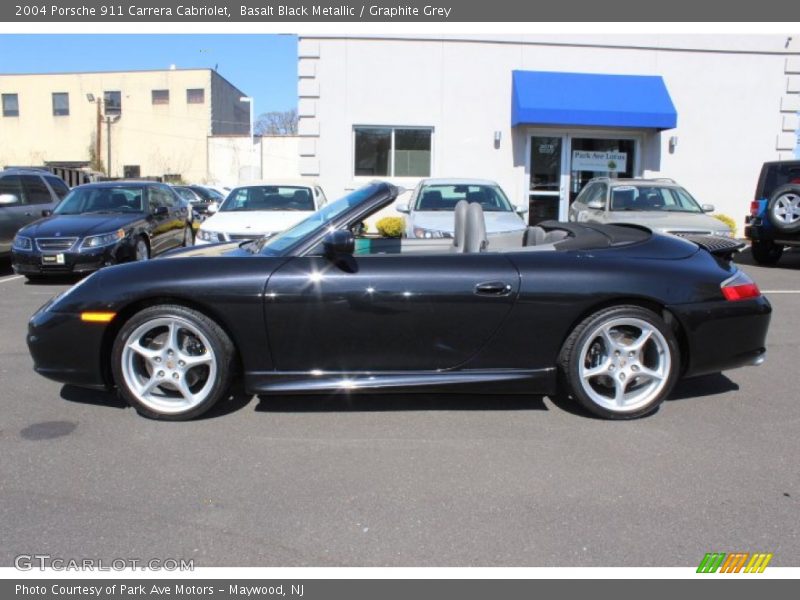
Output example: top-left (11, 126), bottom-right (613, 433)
top-left (2, 0), bottom-right (799, 22)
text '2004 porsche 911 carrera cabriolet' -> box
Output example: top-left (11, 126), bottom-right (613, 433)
top-left (27, 182), bottom-right (771, 421)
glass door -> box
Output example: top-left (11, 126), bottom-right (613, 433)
top-left (528, 135), bottom-right (565, 225)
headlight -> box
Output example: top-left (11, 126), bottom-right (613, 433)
top-left (413, 227), bottom-right (451, 239)
top-left (197, 229), bottom-right (222, 242)
top-left (81, 229), bottom-right (125, 249)
top-left (714, 230), bottom-right (734, 238)
top-left (12, 235), bottom-right (32, 251)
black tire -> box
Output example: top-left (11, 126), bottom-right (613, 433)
top-left (24, 274), bottom-right (46, 283)
top-left (111, 304), bottom-right (236, 420)
top-left (750, 239), bottom-right (784, 266)
top-left (558, 305), bottom-right (680, 420)
top-left (766, 185), bottom-right (800, 233)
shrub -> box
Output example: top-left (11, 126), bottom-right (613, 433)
top-left (712, 213), bottom-right (737, 238)
top-left (376, 216), bottom-right (405, 238)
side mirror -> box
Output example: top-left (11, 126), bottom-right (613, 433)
top-left (587, 198), bottom-right (605, 210)
top-left (516, 205), bottom-right (529, 215)
top-left (395, 203), bottom-right (410, 214)
top-left (207, 203), bottom-right (219, 214)
top-left (323, 230), bottom-right (355, 257)
top-left (702, 204), bottom-right (715, 213)
top-left (0, 193), bottom-right (19, 205)
top-left (41, 209), bottom-right (53, 217)
top-left (153, 206), bottom-right (169, 216)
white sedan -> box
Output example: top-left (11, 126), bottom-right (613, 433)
top-left (196, 181), bottom-right (327, 244)
top-left (396, 178), bottom-right (528, 239)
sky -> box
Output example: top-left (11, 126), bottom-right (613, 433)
top-left (0, 34), bottom-right (298, 116)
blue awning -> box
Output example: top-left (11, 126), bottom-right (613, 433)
top-left (512, 70), bottom-right (677, 130)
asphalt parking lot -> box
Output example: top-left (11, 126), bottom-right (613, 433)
top-left (0, 251), bottom-right (798, 568)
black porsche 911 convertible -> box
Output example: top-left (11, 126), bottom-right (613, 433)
top-left (27, 181), bottom-right (771, 420)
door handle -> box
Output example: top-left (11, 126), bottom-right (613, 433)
top-left (475, 281), bottom-right (513, 296)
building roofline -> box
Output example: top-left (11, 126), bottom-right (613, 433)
top-left (0, 67), bottom-right (217, 77)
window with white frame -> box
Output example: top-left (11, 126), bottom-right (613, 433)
top-left (354, 126), bottom-right (432, 177)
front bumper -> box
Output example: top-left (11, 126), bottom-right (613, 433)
top-left (668, 295), bottom-right (771, 377)
top-left (27, 306), bottom-right (109, 388)
top-left (12, 244), bottom-right (122, 276)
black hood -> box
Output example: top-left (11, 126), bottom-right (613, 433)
top-left (20, 213), bottom-right (143, 238)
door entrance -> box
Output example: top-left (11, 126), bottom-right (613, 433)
top-left (527, 132), bottom-right (640, 225)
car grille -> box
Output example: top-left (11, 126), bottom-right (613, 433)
top-left (36, 237), bottom-right (78, 251)
top-left (228, 233), bottom-right (259, 241)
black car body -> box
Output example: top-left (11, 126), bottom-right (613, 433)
top-left (12, 181), bottom-right (192, 278)
top-left (0, 168), bottom-right (70, 256)
top-left (745, 160), bottom-right (800, 265)
top-left (27, 182), bottom-right (771, 421)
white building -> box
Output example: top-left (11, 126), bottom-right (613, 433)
top-left (296, 34), bottom-right (800, 231)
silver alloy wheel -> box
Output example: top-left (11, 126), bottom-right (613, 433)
top-left (120, 316), bottom-right (217, 415)
top-left (577, 317), bottom-right (671, 413)
top-left (135, 238), bottom-right (149, 261)
top-left (772, 192), bottom-right (800, 225)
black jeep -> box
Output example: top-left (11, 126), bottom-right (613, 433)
top-left (745, 160), bottom-right (800, 265)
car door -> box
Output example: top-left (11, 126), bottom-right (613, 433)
top-left (146, 187), bottom-right (174, 256)
top-left (161, 186), bottom-right (189, 247)
top-left (0, 175), bottom-right (30, 253)
top-left (20, 175), bottom-right (57, 224)
top-left (264, 252), bottom-right (520, 372)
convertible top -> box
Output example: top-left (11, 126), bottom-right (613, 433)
top-left (537, 220), bottom-right (651, 250)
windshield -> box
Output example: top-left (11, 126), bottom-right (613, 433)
top-left (53, 186), bottom-right (144, 215)
top-left (610, 185), bottom-right (704, 213)
top-left (221, 185), bottom-right (314, 212)
top-left (190, 186), bottom-right (224, 202)
top-left (174, 187), bottom-right (199, 203)
top-left (414, 184), bottom-right (513, 212)
top-left (259, 185), bottom-right (380, 254)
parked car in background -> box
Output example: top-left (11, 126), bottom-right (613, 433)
top-left (12, 181), bottom-right (192, 280)
top-left (172, 185), bottom-right (224, 225)
top-left (195, 180), bottom-right (327, 244)
top-left (397, 178), bottom-right (528, 239)
top-left (0, 168), bottom-right (70, 256)
top-left (745, 160), bottom-right (800, 265)
top-left (568, 178), bottom-right (732, 238)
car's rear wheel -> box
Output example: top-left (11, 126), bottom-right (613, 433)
top-left (558, 305), bottom-right (680, 419)
top-left (767, 185), bottom-right (800, 233)
top-left (111, 305), bottom-right (235, 420)
top-left (750, 239), bottom-right (784, 266)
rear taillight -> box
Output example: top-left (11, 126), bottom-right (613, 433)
top-left (750, 201), bottom-right (761, 217)
top-left (721, 271), bottom-right (761, 301)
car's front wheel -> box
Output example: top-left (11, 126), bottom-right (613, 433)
top-left (750, 239), bottom-right (784, 266)
top-left (111, 305), bottom-right (235, 420)
top-left (558, 305), bottom-right (680, 419)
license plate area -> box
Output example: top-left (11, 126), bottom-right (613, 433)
top-left (41, 253), bottom-right (65, 265)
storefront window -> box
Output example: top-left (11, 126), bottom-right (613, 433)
top-left (569, 138), bottom-right (635, 203)
top-left (354, 126), bottom-right (432, 177)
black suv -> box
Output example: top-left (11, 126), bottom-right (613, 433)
top-left (745, 160), bottom-right (800, 265)
top-left (0, 168), bottom-right (71, 256)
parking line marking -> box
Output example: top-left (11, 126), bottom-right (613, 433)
top-left (762, 290), bottom-right (800, 294)
top-left (0, 275), bottom-right (23, 284)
